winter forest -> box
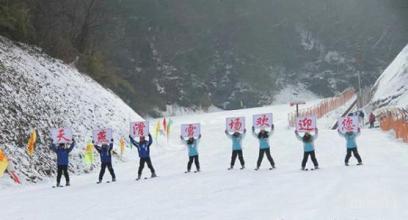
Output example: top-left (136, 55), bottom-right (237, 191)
top-left (1, 0), bottom-right (408, 220)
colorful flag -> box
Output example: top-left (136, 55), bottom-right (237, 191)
top-left (119, 137), bottom-right (126, 156)
top-left (154, 120), bottom-right (161, 141)
top-left (167, 119), bottom-right (173, 137)
top-left (163, 118), bottom-right (167, 133)
top-left (84, 143), bottom-right (94, 165)
top-left (0, 149), bottom-right (9, 177)
top-left (27, 129), bottom-right (37, 157)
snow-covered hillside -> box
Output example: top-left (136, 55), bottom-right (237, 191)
top-left (0, 36), bottom-right (143, 183)
top-left (370, 44), bottom-right (408, 109)
top-left (1, 101), bottom-right (408, 220)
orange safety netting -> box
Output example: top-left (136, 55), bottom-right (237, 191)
top-left (288, 88), bottom-right (355, 127)
top-left (379, 108), bottom-right (408, 143)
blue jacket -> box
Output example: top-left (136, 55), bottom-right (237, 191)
top-left (295, 131), bottom-right (318, 152)
top-left (225, 131), bottom-right (245, 150)
top-left (130, 134), bottom-right (152, 158)
top-left (181, 136), bottom-right (201, 157)
top-left (339, 131), bottom-right (360, 149)
top-left (94, 143), bottom-right (113, 163)
top-left (253, 130), bottom-right (272, 149)
top-left (50, 142), bottom-right (75, 165)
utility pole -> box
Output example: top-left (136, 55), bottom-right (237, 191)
top-left (356, 44), bottom-right (363, 108)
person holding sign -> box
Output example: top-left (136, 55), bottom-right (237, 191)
top-left (225, 129), bottom-right (246, 170)
top-left (252, 126), bottom-right (275, 170)
top-left (49, 139), bottom-right (76, 187)
top-left (338, 128), bottom-right (363, 166)
top-left (295, 129), bottom-right (319, 170)
top-left (94, 139), bottom-right (116, 184)
top-left (129, 134), bottom-right (157, 180)
top-left (180, 135), bottom-right (202, 173)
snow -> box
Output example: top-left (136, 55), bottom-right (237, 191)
top-left (0, 36), bottom-right (143, 182)
top-left (1, 101), bottom-right (408, 220)
top-left (273, 84), bottom-right (320, 105)
top-left (371, 43), bottom-right (408, 108)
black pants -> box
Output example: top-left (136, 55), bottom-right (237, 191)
top-left (345, 148), bottom-right (362, 163)
top-left (231, 150), bottom-right (245, 167)
top-left (138, 158), bottom-right (155, 175)
top-left (57, 165), bottom-right (69, 185)
top-left (99, 162), bottom-right (116, 181)
top-left (302, 151), bottom-right (319, 168)
top-left (369, 122), bottom-right (374, 128)
top-left (257, 149), bottom-right (275, 168)
top-left (187, 155), bottom-right (200, 171)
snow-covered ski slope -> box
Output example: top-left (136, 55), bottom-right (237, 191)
top-left (1, 103), bottom-right (408, 220)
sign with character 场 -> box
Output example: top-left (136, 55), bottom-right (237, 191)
top-left (181, 123), bottom-right (201, 138)
top-left (130, 121), bottom-right (149, 138)
top-left (50, 128), bottom-right (73, 144)
top-left (338, 116), bottom-right (359, 133)
top-left (252, 113), bottom-right (273, 129)
top-left (226, 117), bottom-right (245, 133)
top-left (92, 128), bottom-right (113, 145)
top-left (296, 116), bottom-right (317, 132)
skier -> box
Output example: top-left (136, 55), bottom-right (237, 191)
top-left (369, 112), bottom-right (376, 128)
top-left (225, 129), bottom-right (246, 170)
top-left (358, 110), bottom-right (365, 128)
top-left (295, 129), bottom-right (319, 170)
top-left (338, 128), bottom-right (363, 166)
top-left (129, 134), bottom-right (157, 180)
top-left (49, 139), bottom-right (75, 187)
top-left (180, 134), bottom-right (201, 173)
top-left (94, 139), bottom-right (116, 183)
top-left (252, 126), bottom-right (275, 170)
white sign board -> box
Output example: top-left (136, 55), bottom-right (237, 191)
top-left (226, 117), bottom-right (245, 133)
top-left (338, 116), bottom-right (359, 133)
top-left (130, 121), bottom-right (149, 138)
top-left (181, 123), bottom-right (201, 138)
top-left (296, 116), bottom-right (317, 132)
top-left (93, 128), bottom-right (113, 145)
top-left (252, 113), bottom-right (273, 129)
top-left (50, 128), bottom-right (73, 144)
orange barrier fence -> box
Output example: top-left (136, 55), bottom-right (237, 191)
top-left (288, 88), bottom-right (356, 127)
top-left (378, 108), bottom-right (408, 143)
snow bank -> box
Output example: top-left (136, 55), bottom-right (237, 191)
top-left (371, 44), bottom-right (408, 108)
top-left (0, 36), bottom-right (142, 183)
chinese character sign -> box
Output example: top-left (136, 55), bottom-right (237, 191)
top-left (92, 128), bottom-right (113, 145)
top-left (181, 123), bottom-right (201, 138)
top-left (130, 121), bottom-right (149, 138)
top-left (226, 117), bottom-right (245, 133)
top-left (338, 116), bottom-right (359, 133)
top-left (50, 128), bottom-right (73, 144)
top-left (296, 116), bottom-right (317, 132)
top-left (252, 113), bottom-right (273, 129)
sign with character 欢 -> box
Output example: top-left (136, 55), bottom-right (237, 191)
top-left (253, 113), bottom-right (273, 129)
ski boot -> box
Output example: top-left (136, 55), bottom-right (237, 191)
top-left (240, 165), bottom-right (245, 170)
top-left (136, 174), bottom-right (141, 181)
top-left (112, 178), bottom-right (116, 182)
top-left (254, 166), bottom-right (260, 171)
top-left (357, 162), bottom-right (363, 166)
top-left (151, 172), bottom-right (157, 178)
top-left (66, 182), bottom-right (70, 187)
top-left (228, 166), bottom-right (233, 170)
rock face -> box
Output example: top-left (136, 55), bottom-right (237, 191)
top-left (0, 36), bottom-right (142, 183)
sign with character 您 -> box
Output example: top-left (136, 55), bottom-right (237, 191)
top-left (338, 116), bottom-right (359, 133)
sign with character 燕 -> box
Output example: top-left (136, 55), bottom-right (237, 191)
top-left (93, 128), bottom-right (113, 145)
